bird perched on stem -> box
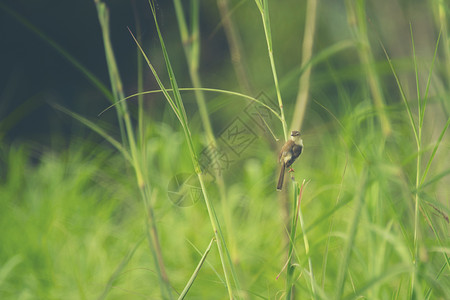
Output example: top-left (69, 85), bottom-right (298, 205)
top-left (277, 131), bottom-right (303, 191)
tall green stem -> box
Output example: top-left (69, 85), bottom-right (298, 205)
top-left (172, 1), bottom-right (244, 296)
top-left (291, 0), bottom-right (317, 132)
top-left (255, 0), bottom-right (288, 140)
top-left (345, 0), bottom-right (392, 137)
top-left (94, 1), bottom-right (173, 298)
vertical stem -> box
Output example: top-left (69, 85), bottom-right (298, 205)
top-left (131, 0), bottom-right (146, 145)
top-left (411, 141), bottom-right (420, 297)
top-left (142, 187), bottom-right (174, 299)
top-left (298, 203), bottom-right (316, 298)
top-left (335, 168), bottom-right (367, 300)
top-left (145, 2), bottom-right (236, 296)
top-left (217, 0), bottom-right (253, 94)
top-left (296, 180), bottom-right (316, 299)
top-left (345, 0), bottom-right (392, 137)
top-left (285, 180), bottom-right (313, 299)
top-left (256, 0), bottom-right (288, 140)
top-left (197, 174), bottom-right (234, 299)
top-left (411, 28), bottom-right (421, 298)
top-left (285, 183), bottom-right (299, 300)
top-left (291, 0), bottom-right (317, 132)
top-left (173, 0), bottom-right (215, 146)
top-left (172, 1), bottom-right (242, 296)
top-left (94, 1), bottom-right (173, 298)
top-left (411, 24), bottom-right (423, 296)
top-left (436, 1), bottom-right (450, 93)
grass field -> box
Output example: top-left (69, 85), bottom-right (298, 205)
top-left (1, 0), bottom-right (449, 299)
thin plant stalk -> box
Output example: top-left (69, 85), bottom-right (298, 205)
top-left (345, 0), bottom-right (392, 137)
top-left (173, 2), bottom-right (245, 295)
top-left (178, 238), bottom-right (215, 300)
top-left (284, 180), bottom-right (299, 299)
top-left (291, 0), bottom-right (317, 132)
top-left (131, 1), bottom-right (150, 199)
top-left (94, 1), bottom-right (173, 298)
top-left (172, 0), bottom-right (229, 242)
top-left (173, 0), bottom-right (216, 148)
top-left (136, 2), bottom-right (236, 297)
top-left (217, 0), bottom-right (253, 94)
top-left (297, 180), bottom-right (316, 299)
top-left (322, 157), bottom-right (348, 290)
top-left (413, 26), bottom-right (450, 298)
top-left (381, 41), bottom-right (420, 296)
top-left (381, 25), bottom-right (447, 298)
top-left (284, 179), bottom-right (315, 299)
top-left (131, 0), bottom-right (146, 146)
top-left (411, 26), bottom-right (421, 297)
top-left (334, 168), bottom-right (368, 299)
top-left (254, 0), bottom-right (288, 140)
top-left (97, 238), bottom-right (144, 300)
top-left (434, 0), bottom-right (450, 94)
top-left (254, 2), bottom-right (315, 298)
top-left (94, 0), bottom-right (128, 146)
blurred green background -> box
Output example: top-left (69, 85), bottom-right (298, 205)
top-left (1, 0), bottom-right (449, 299)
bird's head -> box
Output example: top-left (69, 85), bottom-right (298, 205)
top-left (290, 131), bottom-right (303, 145)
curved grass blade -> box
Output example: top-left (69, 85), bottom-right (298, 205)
top-left (98, 87), bottom-right (281, 121)
top-left (51, 103), bottom-right (131, 163)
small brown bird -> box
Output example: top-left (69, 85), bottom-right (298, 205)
top-left (277, 131), bottom-right (303, 191)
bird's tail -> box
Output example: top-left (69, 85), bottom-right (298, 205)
top-left (276, 163), bottom-right (286, 191)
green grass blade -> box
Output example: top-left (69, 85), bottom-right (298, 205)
top-left (419, 168), bottom-right (450, 190)
top-left (285, 183), bottom-right (300, 299)
top-left (346, 0), bottom-right (392, 136)
top-left (420, 117), bottom-right (450, 184)
top-left (425, 261), bottom-right (447, 300)
top-left (420, 202), bottom-right (450, 273)
top-left (97, 238), bottom-right (144, 300)
top-left (296, 181), bottom-right (316, 299)
top-left (95, 2), bottom-right (173, 299)
top-left (254, 0), bottom-right (287, 140)
top-left (127, 29), bottom-right (183, 127)
top-left (94, 0), bottom-right (129, 158)
top-left (411, 24), bottom-right (421, 124)
top-left (313, 99), bottom-right (366, 160)
top-left (145, 2), bottom-right (237, 298)
top-left (322, 158), bottom-right (348, 290)
top-left (51, 103), bottom-right (131, 163)
top-left (420, 30), bottom-right (441, 129)
top-left (0, 255), bottom-right (22, 287)
top-left (335, 168), bottom-right (368, 300)
top-left (379, 41), bottom-right (419, 144)
top-left (178, 238), bottom-right (215, 300)
top-left (148, 2), bottom-right (189, 125)
top-left (342, 265), bottom-right (412, 300)
top-left (409, 27), bottom-right (422, 298)
top-left (173, 0), bottom-right (217, 149)
top-left (290, 0), bottom-right (318, 131)
top-left (98, 87), bottom-right (281, 122)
